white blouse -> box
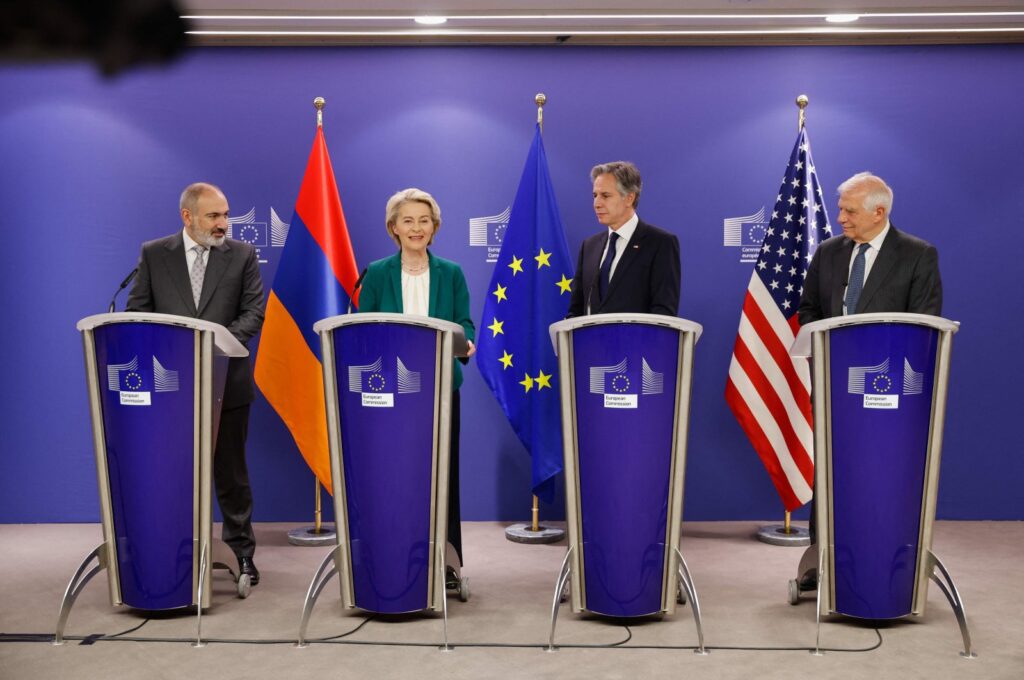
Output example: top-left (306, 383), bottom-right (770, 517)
top-left (401, 269), bottom-right (430, 316)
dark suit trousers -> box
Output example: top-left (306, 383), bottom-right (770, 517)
top-left (215, 404), bottom-right (256, 558)
top-left (448, 390), bottom-right (463, 566)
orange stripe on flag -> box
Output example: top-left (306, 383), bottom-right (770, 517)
top-left (254, 291), bottom-right (333, 494)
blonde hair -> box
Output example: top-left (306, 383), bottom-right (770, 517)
top-left (385, 188), bottom-right (442, 247)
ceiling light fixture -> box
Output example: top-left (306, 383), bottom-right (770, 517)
top-left (414, 16), bottom-right (448, 26)
top-left (825, 14), bottom-right (861, 24)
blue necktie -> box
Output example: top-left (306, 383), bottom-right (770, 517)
top-left (845, 243), bottom-right (869, 315)
top-left (598, 231), bottom-right (620, 301)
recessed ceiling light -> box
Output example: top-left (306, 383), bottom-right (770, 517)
top-left (414, 16), bottom-right (448, 26)
top-left (825, 14), bottom-right (861, 24)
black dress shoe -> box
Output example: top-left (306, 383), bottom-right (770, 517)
top-left (798, 571), bottom-right (817, 592)
top-left (238, 556), bottom-right (260, 586)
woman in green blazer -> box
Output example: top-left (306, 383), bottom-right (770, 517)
top-left (358, 188), bottom-right (476, 582)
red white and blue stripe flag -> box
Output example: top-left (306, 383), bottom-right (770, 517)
top-left (255, 124), bottom-right (359, 494)
top-left (725, 128), bottom-right (832, 511)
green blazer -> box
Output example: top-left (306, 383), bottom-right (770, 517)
top-left (358, 251), bottom-right (476, 390)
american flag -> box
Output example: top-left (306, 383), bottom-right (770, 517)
top-left (725, 128), bottom-right (832, 511)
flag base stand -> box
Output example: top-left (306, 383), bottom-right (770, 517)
top-left (287, 525), bottom-right (336, 546)
top-left (505, 524), bottom-right (565, 544)
top-left (756, 523), bottom-right (810, 547)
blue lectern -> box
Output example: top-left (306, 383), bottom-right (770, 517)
top-left (546, 314), bottom-right (706, 653)
top-left (297, 313), bottom-right (468, 648)
top-left (790, 312), bottom-right (974, 657)
top-left (57, 312), bottom-right (250, 646)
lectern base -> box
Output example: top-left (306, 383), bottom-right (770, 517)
top-left (505, 524), bottom-right (565, 544)
top-left (756, 524), bottom-right (811, 547)
top-left (288, 526), bottom-right (336, 546)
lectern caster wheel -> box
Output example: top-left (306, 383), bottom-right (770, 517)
top-left (787, 579), bottom-right (800, 606)
top-left (677, 582), bottom-right (687, 605)
top-left (237, 574), bottom-right (252, 599)
top-left (458, 577), bottom-right (470, 602)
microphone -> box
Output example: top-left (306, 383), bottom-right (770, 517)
top-left (108, 266), bottom-right (139, 313)
top-left (347, 267), bottom-right (369, 314)
top-left (585, 266), bottom-right (602, 316)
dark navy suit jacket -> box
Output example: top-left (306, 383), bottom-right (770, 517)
top-left (798, 224), bottom-right (942, 324)
top-left (566, 219), bottom-right (681, 317)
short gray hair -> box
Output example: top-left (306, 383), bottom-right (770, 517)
top-left (385, 188), bottom-right (442, 247)
top-left (179, 182), bottom-right (224, 214)
top-left (838, 172), bottom-right (893, 215)
top-left (591, 161), bottom-right (642, 209)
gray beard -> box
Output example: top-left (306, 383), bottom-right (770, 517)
top-left (198, 233), bottom-right (226, 248)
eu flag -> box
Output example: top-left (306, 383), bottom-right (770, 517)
top-left (477, 124), bottom-right (573, 502)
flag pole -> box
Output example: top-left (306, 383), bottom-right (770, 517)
top-left (756, 94), bottom-right (813, 548)
top-left (505, 93), bottom-right (565, 546)
top-left (286, 95), bottom-right (338, 547)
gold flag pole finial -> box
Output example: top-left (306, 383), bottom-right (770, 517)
top-left (796, 94), bottom-right (809, 132)
top-left (314, 96), bottom-right (326, 128)
top-left (535, 93), bottom-right (546, 133)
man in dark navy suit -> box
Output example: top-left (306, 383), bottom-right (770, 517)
top-left (799, 172), bottom-right (942, 324)
top-left (566, 161), bottom-right (680, 318)
top-left (127, 182), bottom-right (265, 585)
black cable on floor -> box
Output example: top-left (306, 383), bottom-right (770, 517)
top-left (0, 623), bottom-right (883, 655)
top-left (309, 614), bottom-right (377, 641)
top-left (104, 618), bottom-right (151, 638)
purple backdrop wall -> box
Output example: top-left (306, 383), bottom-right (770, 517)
top-left (1, 45), bottom-right (1021, 523)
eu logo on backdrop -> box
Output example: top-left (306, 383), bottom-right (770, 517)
top-left (722, 206), bottom-right (769, 264)
top-left (468, 206), bottom-right (510, 263)
top-left (227, 206), bottom-right (290, 265)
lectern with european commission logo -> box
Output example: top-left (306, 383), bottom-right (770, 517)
top-left (789, 312), bottom-right (974, 657)
top-left (547, 314), bottom-right (707, 653)
top-left (57, 313), bottom-right (251, 646)
top-left (297, 313), bottom-right (468, 648)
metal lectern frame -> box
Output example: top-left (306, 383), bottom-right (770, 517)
top-left (547, 313), bottom-right (706, 654)
top-left (791, 312), bottom-right (973, 658)
top-left (58, 312), bottom-right (249, 647)
top-left (297, 313), bottom-right (467, 649)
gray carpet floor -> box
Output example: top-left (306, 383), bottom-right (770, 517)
top-left (1, 521), bottom-right (1021, 679)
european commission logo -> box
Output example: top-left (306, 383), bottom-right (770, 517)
top-left (589, 357), bottom-right (664, 409)
top-left (469, 207), bottom-right (510, 263)
top-left (723, 207), bottom-right (768, 263)
top-left (347, 356), bottom-right (422, 408)
top-left (227, 207), bottom-right (290, 264)
top-left (847, 357), bottom-right (925, 409)
top-left (106, 355), bottom-right (179, 406)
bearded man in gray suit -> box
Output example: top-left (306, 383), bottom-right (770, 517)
top-left (127, 182), bottom-right (265, 585)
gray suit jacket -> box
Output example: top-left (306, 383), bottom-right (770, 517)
top-left (126, 232), bottom-right (265, 408)
top-left (798, 224), bottom-right (942, 324)
top-left (566, 219), bottom-right (681, 317)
